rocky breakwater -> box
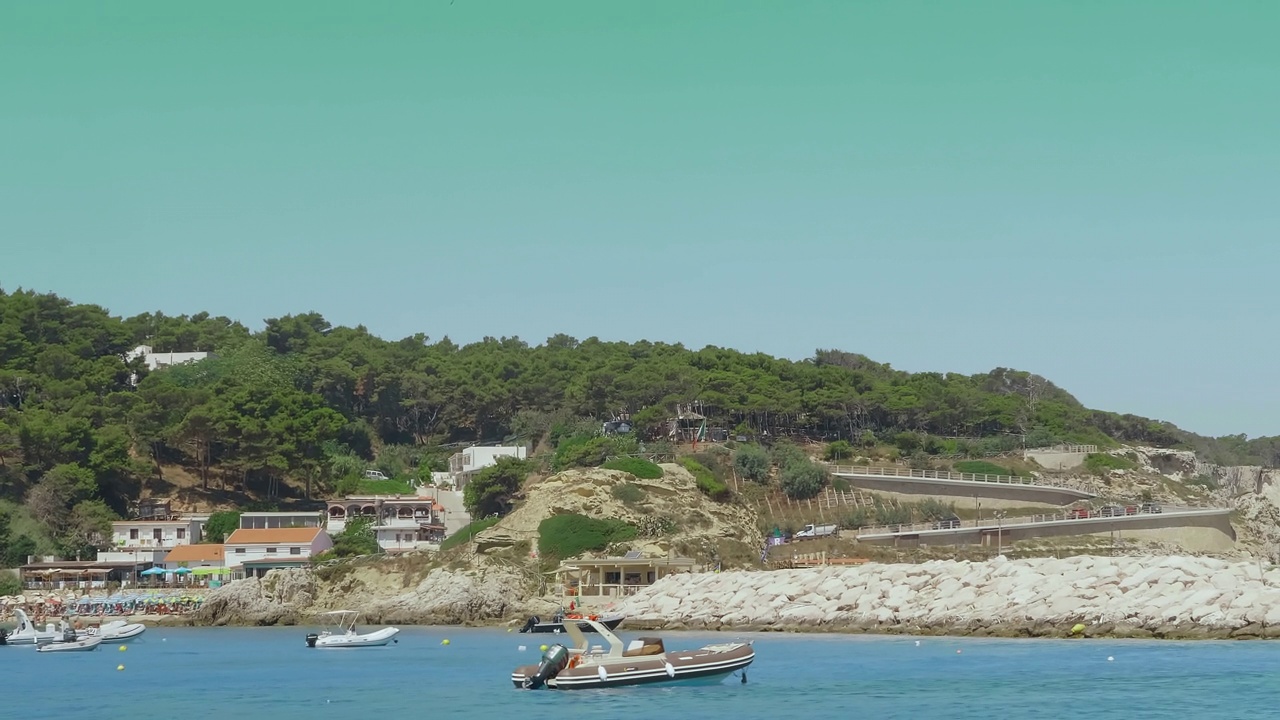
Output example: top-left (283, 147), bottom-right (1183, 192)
top-left (196, 562), bottom-right (532, 626)
top-left (613, 554), bottom-right (1280, 639)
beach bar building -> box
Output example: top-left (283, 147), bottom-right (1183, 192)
top-left (553, 551), bottom-right (698, 601)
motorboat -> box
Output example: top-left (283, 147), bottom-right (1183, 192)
top-left (305, 610), bottom-right (400, 648)
top-left (518, 611), bottom-right (625, 634)
top-left (512, 618), bottom-right (754, 690)
top-left (0, 609), bottom-right (64, 646)
top-left (76, 619), bottom-right (146, 642)
top-left (36, 635), bottom-right (104, 653)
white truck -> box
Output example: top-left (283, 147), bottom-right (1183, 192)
top-left (794, 523), bottom-right (839, 540)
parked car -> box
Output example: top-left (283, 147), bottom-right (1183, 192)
top-left (1099, 505), bottom-right (1127, 517)
top-left (364, 469), bottom-right (390, 481)
top-left (932, 516), bottom-right (962, 530)
top-left (1141, 502), bottom-right (1163, 514)
top-left (1067, 507), bottom-right (1091, 519)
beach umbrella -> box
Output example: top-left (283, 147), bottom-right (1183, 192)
top-left (173, 567), bottom-right (193, 575)
top-left (140, 567), bottom-right (166, 576)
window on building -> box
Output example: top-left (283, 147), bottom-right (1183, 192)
top-left (266, 547), bottom-right (277, 554)
top-left (605, 571), bottom-right (621, 585)
top-left (153, 529), bottom-right (162, 541)
top-left (177, 528), bottom-right (186, 540)
top-left (290, 547), bottom-right (301, 555)
top-left (130, 529), bottom-right (139, 540)
top-left (235, 548), bottom-right (246, 554)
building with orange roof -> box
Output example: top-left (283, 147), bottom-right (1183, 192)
top-left (224, 527), bottom-right (333, 579)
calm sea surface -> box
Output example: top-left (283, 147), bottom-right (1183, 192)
top-left (3, 625), bottom-right (1275, 719)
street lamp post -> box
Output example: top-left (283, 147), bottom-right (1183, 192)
top-left (995, 511), bottom-right (1007, 557)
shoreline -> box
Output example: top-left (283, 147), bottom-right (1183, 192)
top-left (101, 614), bottom-right (1280, 641)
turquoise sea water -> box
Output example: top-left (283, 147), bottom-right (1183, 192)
top-left (3, 626), bottom-right (1275, 718)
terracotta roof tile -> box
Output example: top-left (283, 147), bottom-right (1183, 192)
top-left (224, 527), bottom-right (325, 545)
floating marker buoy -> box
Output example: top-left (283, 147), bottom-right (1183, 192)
top-left (1107, 656), bottom-right (1114, 662)
top-left (1071, 623), bottom-right (1086, 635)
top-left (956, 649), bottom-right (962, 654)
top-left (119, 645), bottom-right (127, 652)
top-left (117, 665), bottom-right (125, 671)
top-left (518, 645), bottom-right (527, 652)
top-left (540, 644), bottom-right (548, 652)
top-left (441, 639), bottom-right (450, 646)
top-left (598, 666), bottom-right (608, 681)
top-left (915, 640), bottom-right (921, 646)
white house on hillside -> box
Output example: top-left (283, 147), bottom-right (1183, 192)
top-left (326, 495), bottom-right (446, 551)
top-left (224, 527), bottom-right (333, 579)
top-left (447, 445), bottom-right (528, 490)
top-left (125, 345), bottom-right (217, 385)
top-left (99, 519), bottom-right (204, 566)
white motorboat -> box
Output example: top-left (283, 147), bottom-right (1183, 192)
top-left (36, 635), bottom-right (103, 653)
top-left (305, 610), bottom-right (400, 648)
top-left (77, 619), bottom-right (146, 642)
top-left (0, 609), bottom-right (64, 646)
top-left (512, 618), bottom-right (754, 690)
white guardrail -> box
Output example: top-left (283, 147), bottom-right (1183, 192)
top-left (854, 504), bottom-right (1223, 537)
top-left (826, 464), bottom-right (1084, 491)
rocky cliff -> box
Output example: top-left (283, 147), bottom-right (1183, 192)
top-left (196, 462), bottom-right (764, 626)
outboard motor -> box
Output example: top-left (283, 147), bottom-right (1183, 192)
top-left (305, 633), bottom-right (319, 648)
top-left (518, 616), bottom-right (539, 634)
top-left (522, 643), bottom-right (569, 690)
top-left (62, 626), bottom-right (78, 643)
top-left (0, 628), bottom-right (8, 646)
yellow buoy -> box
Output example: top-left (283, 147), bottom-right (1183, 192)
top-left (441, 639), bottom-right (450, 646)
top-left (1071, 623), bottom-right (1086, 635)
top-left (117, 665), bottom-right (125, 671)
top-left (540, 644), bottom-right (548, 652)
top-left (119, 645), bottom-right (127, 652)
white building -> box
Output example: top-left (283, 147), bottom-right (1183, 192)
top-left (326, 495), bottom-right (445, 551)
top-left (98, 519), bottom-right (203, 565)
top-left (224, 527), bottom-right (333, 578)
top-left (447, 445), bottom-right (528, 490)
top-left (125, 344), bottom-right (217, 385)
top-left (238, 511), bottom-right (325, 530)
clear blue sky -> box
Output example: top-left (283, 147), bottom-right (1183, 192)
top-left (2, 1), bottom-right (1277, 438)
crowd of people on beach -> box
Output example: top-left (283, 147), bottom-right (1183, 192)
top-left (0, 592), bottom-right (207, 625)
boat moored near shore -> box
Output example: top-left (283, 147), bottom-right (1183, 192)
top-left (511, 618), bottom-right (753, 690)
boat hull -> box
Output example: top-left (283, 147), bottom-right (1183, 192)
top-left (512, 644), bottom-right (754, 690)
top-left (37, 637), bottom-right (103, 653)
top-left (78, 622), bottom-right (146, 642)
top-left (521, 616), bottom-right (624, 634)
top-left (312, 627), bottom-right (400, 648)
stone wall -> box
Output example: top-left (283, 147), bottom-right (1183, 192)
top-left (611, 555), bottom-right (1280, 639)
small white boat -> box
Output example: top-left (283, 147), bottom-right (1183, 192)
top-left (77, 619), bottom-right (146, 642)
top-left (0, 609), bottom-right (63, 646)
top-left (37, 635), bottom-right (104, 653)
top-left (305, 610), bottom-right (399, 648)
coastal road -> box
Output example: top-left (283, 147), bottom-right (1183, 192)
top-left (855, 505), bottom-right (1233, 544)
top-left (828, 465), bottom-right (1097, 505)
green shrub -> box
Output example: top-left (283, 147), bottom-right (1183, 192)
top-left (680, 457), bottom-right (730, 501)
top-left (914, 498), bottom-right (957, 522)
top-left (554, 434), bottom-right (639, 470)
top-left (330, 516), bottom-right (381, 557)
top-left (355, 479), bottom-right (415, 495)
top-left (610, 483), bottom-right (647, 504)
top-left (953, 460), bottom-right (1016, 476)
top-left (0, 573), bottom-right (20, 596)
top-left (1083, 453), bottom-right (1136, 475)
top-left (768, 440), bottom-right (808, 469)
top-left (537, 514), bottom-right (637, 559)
top-left (780, 460), bottom-right (827, 500)
top-left (439, 517), bottom-right (501, 552)
top-left (1186, 473), bottom-right (1219, 490)
top-left (601, 457), bottom-right (664, 479)
top-left (733, 445), bottom-right (770, 482)
top-left (823, 440), bottom-right (854, 461)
